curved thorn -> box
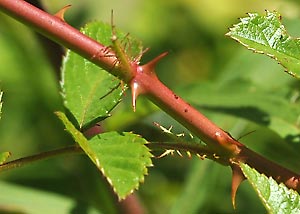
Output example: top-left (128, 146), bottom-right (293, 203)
top-left (54, 4), bottom-right (72, 21)
top-left (231, 164), bottom-right (246, 209)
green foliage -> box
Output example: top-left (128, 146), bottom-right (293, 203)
top-left (59, 21), bottom-right (151, 199)
top-left (61, 21), bottom-right (143, 130)
top-left (56, 111), bottom-right (152, 199)
top-left (61, 22), bottom-right (124, 130)
top-left (89, 132), bottom-right (152, 199)
top-left (227, 11), bottom-right (300, 78)
top-left (0, 181), bottom-right (100, 214)
top-left (240, 163), bottom-right (300, 214)
top-left (1, 1), bottom-right (300, 214)
top-left (58, 9), bottom-right (300, 213)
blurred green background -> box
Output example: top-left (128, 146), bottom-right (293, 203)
top-left (0, 0), bottom-right (300, 213)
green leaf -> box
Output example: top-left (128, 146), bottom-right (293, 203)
top-left (61, 21), bottom-right (142, 129)
top-left (55, 111), bottom-right (97, 160)
top-left (240, 163), bottom-right (300, 214)
top-left (227, 11), bottom-right (300, 78)
top-left (56, 111), bottom-right (152, 199)
top-left (89, 132), bottom-right (152, 199)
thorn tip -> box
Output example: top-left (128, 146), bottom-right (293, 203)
top-left (231, 164), bottom-right (246, 209)
top-left (54, 4), bottom-right (72, 21)
top-left (143, 52), bottom-right (168, 72)
top-left (131, 81), bottom-right (140, 112)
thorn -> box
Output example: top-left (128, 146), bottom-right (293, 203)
top-left (231, 164), bottom-right (246, 209)
top-left (54, 5), bottom-right (72, 21)
top-left (142, 52), bottom-right (168, 75)
top-left (131, 81), bottom-right (137, 112)
top-left (153, 122), bottom-right (173, 134)
top-left (213, 153), bottom-right (220, 159)
top-left (176, 150), bottom-right (183, 157)
top-left (176, 132), bottom-right (185, 137)
top-left (196, 154), bottom-right (206, 160)
top-left (157, 149), bottom-right (175, 158)
top-left (130, 52), bottom-right (168, 112)
top-left (186, 151), bottom-right (192, 158)
top-left (131, 80), bottom-right (143, 112)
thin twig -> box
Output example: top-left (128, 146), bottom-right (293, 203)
top-left (0, 146), bottom-right (82, 172)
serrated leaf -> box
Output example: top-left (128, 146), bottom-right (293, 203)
top-left (240, 163), bottom-right (300, 214)
top-left (56, 111), bottom-right (152, 199)
top-left (89, 132), bottom-right (152, 199)
top-left (61, 22), bottom-right (142, 129)
top-left (227, 11), bottom-right (300, 78)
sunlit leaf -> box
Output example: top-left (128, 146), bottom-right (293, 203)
top-left (61, 22), bottom-right (142, 129)
top-left (240, 163), bottom-right (300, 214)
top-left (56, 111), bottom-right (152, 199)
top-left (89, 131), bottom-right (152, 199)
top-left (227, 10), bottom-right (300, 78)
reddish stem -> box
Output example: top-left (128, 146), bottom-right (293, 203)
top-left (0, 0), bottom-right (300, 192)
top-left (0, 0), bottom-right (132, 82)
top-left (136, 55), bottom-right (243, 155)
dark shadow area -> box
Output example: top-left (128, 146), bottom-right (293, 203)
top-left (200, 105), bottom-right (270, 125)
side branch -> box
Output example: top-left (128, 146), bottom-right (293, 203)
top-left (0, 146), bottom-right (82, 172)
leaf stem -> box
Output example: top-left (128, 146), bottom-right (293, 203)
top-left (0, 146), bottom-right (82, 172)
